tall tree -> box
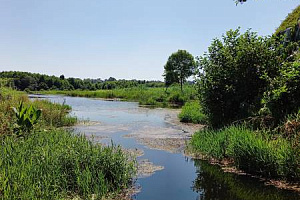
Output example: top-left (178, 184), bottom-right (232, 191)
top-left (164, 50), bottom-right (196, 91)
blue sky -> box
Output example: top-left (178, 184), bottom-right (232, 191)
top-left (0, 0), bottom-right (299, 80)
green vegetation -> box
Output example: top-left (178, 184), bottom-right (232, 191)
top-left (12, 101), bottom-right (42, 134)
top-left (276, 5), bottom-right (300, 34)
top-left (164, 50), bottom-right (196, 91)
top-left (178, 101), bottom-right (207, 124)
top-left (189, 5), bottom-right (300, 183)
top-left (0, 71), bottom-right (164, 91)
top-left (197, 29), bottom-right (287, 127)
top-left (0, 130), bottom-right (135, 199)
top-left (0, 87), bottom-right (136, 199)
top-left (38, 85), bottom-right (198, 107)
top-left (190, 125), bottom-right (299, 180)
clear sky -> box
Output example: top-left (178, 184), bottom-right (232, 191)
top-left (0, 0), bottom-right (299, 80)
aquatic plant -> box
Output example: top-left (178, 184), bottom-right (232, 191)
top-left (12, 101), bottom-right (42, 134)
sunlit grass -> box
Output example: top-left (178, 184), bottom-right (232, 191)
top-left (0, 130), bottom-right (136, 199)
top-left (178, 101), bottom-right (207, 124)
top-left (37, 85), bottom-right (198, 107)
top-left (189, 125), bottom-right (300, 180)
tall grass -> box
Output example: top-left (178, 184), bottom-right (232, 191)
top-left (0, 87), bottom-right (136, 199)
top-left (0, 130), bottom-right (136, 199)
top-left (189, 125), bottom-right (300, 180)
top-left (178, 101), bottom-right (207, 124)
top-left (0, 87), bottom-right (77, 135)
top-left (37, 85), bottom-right (198, 107)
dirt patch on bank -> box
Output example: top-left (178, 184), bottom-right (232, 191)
top-left (123, 109), bottom-right (204, 153)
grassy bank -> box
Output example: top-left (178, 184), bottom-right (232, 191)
top-left (0, 87), bottom-right (136, 199)
top-left (178, 101), bottom-right (207, 124)
top-left (36, 85), bottom-right (197, 107)
top-left (189, 125), bottom-right (300, 180)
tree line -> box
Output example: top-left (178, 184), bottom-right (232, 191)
top-left (0, 71), bottom-right (164, 91)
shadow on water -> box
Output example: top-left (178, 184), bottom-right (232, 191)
top-left (192, 159), bottom-right (300, 200)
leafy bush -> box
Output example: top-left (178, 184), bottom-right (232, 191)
top-left (0, 130), bottom-right (136, 199)
top-left (261, 53), bottom-right (300, 122)
top-left (197, 29), bottom-right (284, 127)
top-left (179, 101), bottom-right (207, 124)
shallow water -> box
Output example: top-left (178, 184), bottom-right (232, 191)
top-left (30, 94), bottom-right (300, 200)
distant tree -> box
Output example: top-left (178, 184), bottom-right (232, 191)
top-left (60, 75), bottom-right (65, 80)
top-left (107, 77), bottom-right (116, 82)
top-left (164, 50), bottom-right (196, 92)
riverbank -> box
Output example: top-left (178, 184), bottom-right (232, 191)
top-left (0, 87), bottom-right (136, 200)
top-left (34, 85), bottom-right (197, 108)
top-left (187, 125), bottom-right (300, 192)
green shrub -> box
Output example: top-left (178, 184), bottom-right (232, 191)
top-left (179, 101), bottom-right (207, 124)
top-left (0, 130), bottom-right (136, 199)
top-left (197, 29), bottom-right (283, 127)
top-left (261, 55), bottom-right (300, 122)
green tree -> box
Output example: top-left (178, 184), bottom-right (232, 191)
top-left (164, 50), bottom-right (196, 91)
top-left (197, 29), bottom-right (281, 127)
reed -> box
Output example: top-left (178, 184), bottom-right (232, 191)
top-left (0, 130), bottom-right (136, 199)
top-left (190, 125), bottom-right (300, 180)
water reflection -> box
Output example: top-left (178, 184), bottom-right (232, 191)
top-left (192, 160), bottom-right (300, 200)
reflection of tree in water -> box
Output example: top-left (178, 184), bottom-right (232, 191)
top-left (192, 160), bottom-right (300, 200)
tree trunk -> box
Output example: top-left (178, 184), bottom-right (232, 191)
top-left (180, 78), bottom-right (183, 92)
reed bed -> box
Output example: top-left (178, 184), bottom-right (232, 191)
top-left (190, 125), bottom-right (300, 180)
top-left (37, 85), bottom-right (197, 107)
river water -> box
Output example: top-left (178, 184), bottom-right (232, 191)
top-left (31, 95), bottom-right (300, 200)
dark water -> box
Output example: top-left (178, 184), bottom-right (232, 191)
top-left (30, 95), bottom-right (300, 200)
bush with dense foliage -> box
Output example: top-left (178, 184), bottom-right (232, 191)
top-left (197, 29), bottom-right (282, 127)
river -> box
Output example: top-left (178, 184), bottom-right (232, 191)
top-left (30, 95), bottom-right (300, 200)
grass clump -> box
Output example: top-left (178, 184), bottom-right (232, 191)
top-left (189, 125), bottom-right (300, 180)
top-left (0, 130), bottom-right (136, 199)
top-left (178, 101), bottom-right (207, 124)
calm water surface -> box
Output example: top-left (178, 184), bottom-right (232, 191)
top-left (30, 95), bottom-right (300, 200)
